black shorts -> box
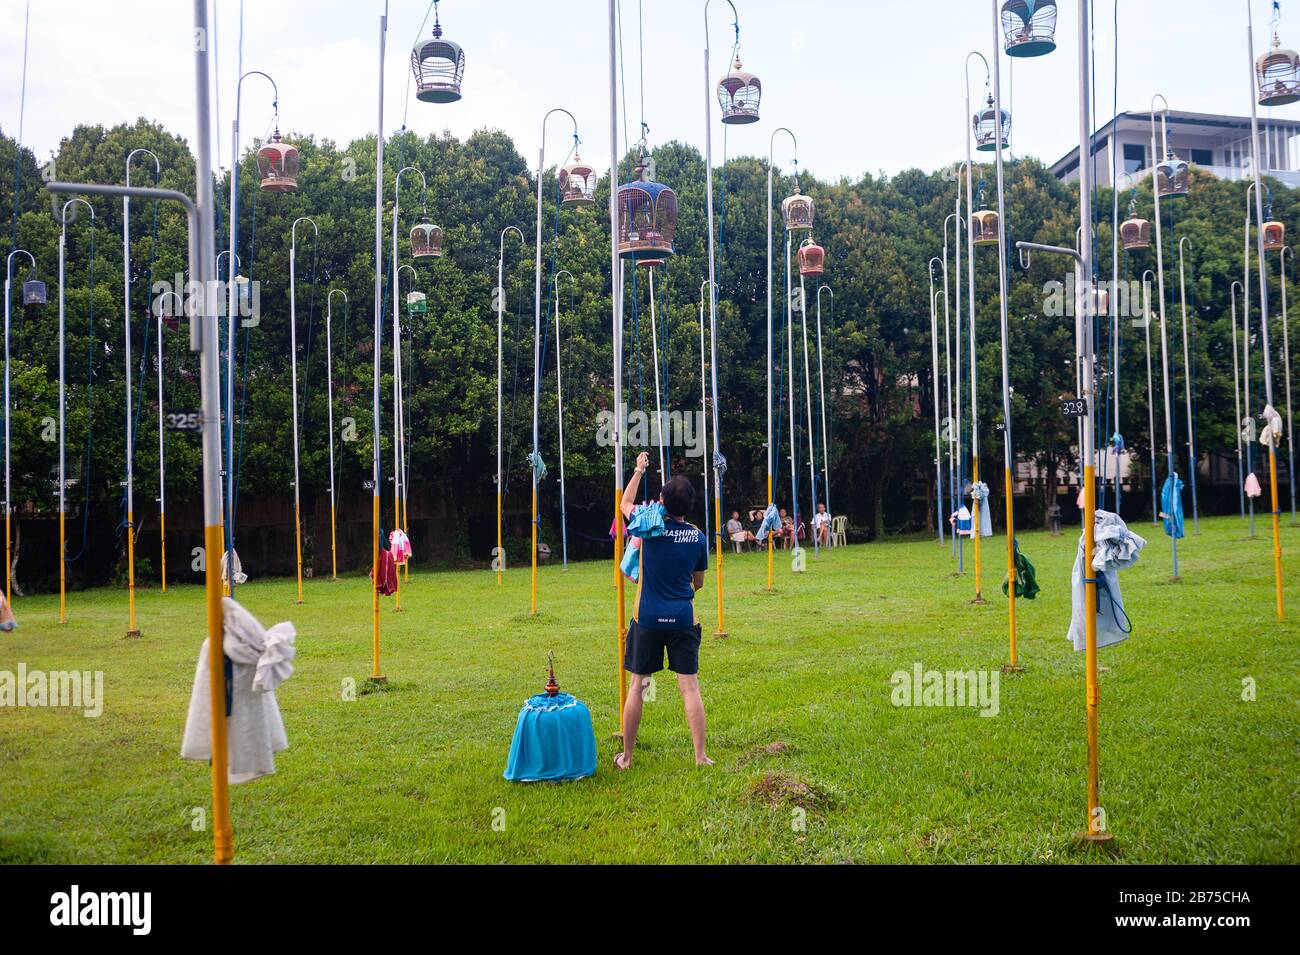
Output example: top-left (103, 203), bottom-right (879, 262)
top-left (624, 619), bottom-right (702, 676)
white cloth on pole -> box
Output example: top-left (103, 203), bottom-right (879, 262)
top-left (220, 550), bottom-right (247, 585)
top-left (969, 481), bottom-right (993, 537)
top-left (181, 598), bottom-right (295, 784)
top-left (1260, 404), bottom-right (1284, 449)
top-left (1067, 509), bottom-right (1146, 652)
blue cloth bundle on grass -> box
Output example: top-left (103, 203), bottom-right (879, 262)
top-left (503, 692), bottom-right (597, 783)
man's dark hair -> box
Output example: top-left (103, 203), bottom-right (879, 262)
top-left (661, 475), bottom-right (695, 518)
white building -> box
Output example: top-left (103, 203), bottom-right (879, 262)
top-left (1049, 109), bottom-right (1300, 190)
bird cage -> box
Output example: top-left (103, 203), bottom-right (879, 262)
top-left (1001, 0), bottom-right (1057, 58)
top-left (22, 278), bottom-right (46, 305)
top-left (1120, 214), bottom-right (1151, 251)
top-left (1091, 287), bottom-right (1110, 317)
top-left (1155, 154), bottom-right (1190, 198)
top-left (717, 56), bottom-right (761, 125)
top-left (410, 216), bottom-right (444, 258)
top-left (256, 130), bottom-right (299, 192)
top-left (233, 274), bottom-right (253, 311)
top-left (411, 5), bottom-right (465, 104)
top-left (781, 189), bottom-right (814, 232)
top-left (406, 291), bottom-right (428, 314)
top-left (797, 237), bottom-right (825, 277)
top-left (617, 169), bottom-right (678, 260)
top-left (1258, 36), bottom-right (1300, 106)
top-left (972, 96), bottom-right (1011, 152)
top-left (561, 154), bottom-right (596, 206)
top-left (1264, 220), bottom-right (1287, 251)
top-left (971, 209), bottom-right (1000, 246)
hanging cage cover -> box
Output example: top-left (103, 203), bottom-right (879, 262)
top-left (1001, 0), bottom-right (1058, 58)
top-left (1120, 216), bottom-right (1151, 251)
top-left (406, 290), bottom-right (428, 313)
top-left (256, 131), bottom-right (299, 192)
top-left (617, 177), bottom-right (678, 260)
top-left (412, 19), bottom-right (465, 104)
top-left (1264, 220), bottom-right (1287, 251)
top-left (717, 56), bottom-right (761, 125)
top-left (1155, 156), bottom-right (1189, 198)
top-left (797, 237), bottom-right (825, 277)
top-left (781, 190), bottom-right (814, 232)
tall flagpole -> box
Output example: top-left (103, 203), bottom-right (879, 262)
top-left (1281, 247), bottom-right (1297, 524)
top-left (928, 264), bottom-right (944, 544)
top-left (4, 250), bottom-right (36, 605)
top-left (289, 216), bottom-right (316, 604)
top-left (370, 2), bottom-right (387, 681)
top-left (963, 54), bottom-right (985, 603)
top-left (1177, 237), bottom-right (1200, 532)
top-left (767, 127), bottom-right (795, 587)
top-left (1150, 96), bottom-right (1181, 581)
top-left (798, 269), bottom-right (818, 558)
top-left (326, 289), bottom-right (345, 580)
top-left (816, 284), bottom-right (833, 537)
top-left (497, 226), bottom-right (523, 586)
top-left (1231, 281), bottom-right (1247, 518)
top-left (609, 0), bottom-right (628, 727)
top-left (555, 269), bottom-right (574, 568)
top-left (58, 198), bottom-right (93, 624)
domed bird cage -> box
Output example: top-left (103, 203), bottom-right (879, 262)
top-left (561, 154), bottom-right (596, 207)
top-left (617, 163), bottom-right (678, 261)
top-left (256, 130), bottom-right (299, 192)
top-left (410, 216), bottom-right (444, 259)
top-left (411, 3), bottom-right (465, 104)
top-left (1001, 0), bottom-right (1057, 58)
top-left (1120, 207), bottom-right (1151, 252)
top-left (1257, 13), bottom-right (1300, 107)
top-left (781, 189), bottom-right (814, 233)
top-left (973, 95), bottom-right (1011, 152)
top-left (797, 236), bottom-right (825, 277)
top-left (1264, 219), bottom-right (1287, 251)
top-left (717, 55), bottom-right (761, 125)
top-left (22, 276), bottom-right (46, 305)
top-left (1155, 153), bottom-right (1190, 199)
top-left (971, 209), bottom-right (1000, 246)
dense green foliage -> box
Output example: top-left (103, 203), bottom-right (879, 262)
top-left (2, 120), bottom-right (1297, 584)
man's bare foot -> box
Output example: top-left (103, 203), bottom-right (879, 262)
top-left (614, 751), bottom-right (633, 770)
top-left (695, 754), bottom-right (714, 766)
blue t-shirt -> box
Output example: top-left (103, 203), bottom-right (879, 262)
top-left (633, 518), bottom-right (708, 630)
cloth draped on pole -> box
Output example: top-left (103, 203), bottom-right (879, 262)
top-left (1245, 472), bottom-right (1263, 498)
top-left (527, 451), bottom-right (547, 482)
top-left (1260, 404), bottom-right (1283, 449)
top-left (969, 481), bottom-right (992, 537)
top-left (1067, 509), bottom-right (1146, 652)
top-left (620, 502), bottom-right (665, 582)
top-left (220, 550), bottom-right (247, 585)
top-left (389, 528), bottom-right (412, 565)
top-left (758, 502), bottom-right (781, 541)
top-left (1160, 472), bottom-right (1185, 540)
top-left (181, 598), bottom-right (296, 784)
top-left (1002, 538), bottom-right (1040, 600)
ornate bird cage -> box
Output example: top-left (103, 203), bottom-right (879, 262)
top-left (1120, 214), bottom-right (1151, 252)
top-left (971, 209), bottom-right (1000, 246)
top-left (972, 96), bottom-right (1011, 152)
top-left (717, 56), bottom-right (761, 125)
top-left (1000, 0), bottom-right (1057, 58)
top-left (256, 130), bottom-right (299, 192)
top-left (617, 165), bottom-right (678, 261)
top-left (1257, 34), bottom-right (1300, 106)
top-left (410, 216), bottom-right (444, 258)
top-left (22, 277), bottom-right (46, 305)
top-left (560, 154), bottom-right (596, 207)
top-left (406, 290), bottom-right (428, 313)
top-left (1264, 220), bottom-right (1287, 251)
top-left (411, 6), bottom-right (465, 104)
top-left (1155, 153), bottom-right (1190, 199)
top-left (781, 189), bottom-right (814, 232)
top-left (797, 236), bottom-right (825, 277)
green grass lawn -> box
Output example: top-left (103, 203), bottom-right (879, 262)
top-left (1, 514), bottom-right (1297, 864)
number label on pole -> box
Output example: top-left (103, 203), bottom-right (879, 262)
top-left (363, 479), bottom-right (375, 491)
top-left (1061, 398), bottom-right (1088, 418)
top-left (165, 411), bottom-right (203, 431)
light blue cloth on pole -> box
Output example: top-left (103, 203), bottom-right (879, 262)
top-left (1160, 472), bottom-right (1185, 540)
top-left (1067, 509), bottom-right (1147, 652)
top-left (503, 692), bottom-right (597, 782)
top-left (758, 503), bottom-right (781, 540)
top-left (526, 451), bottom-right (547, 482)
top-left (619, 502), bottom-right (666, 581)
top-left (970, 481), bottom-right (993, 537)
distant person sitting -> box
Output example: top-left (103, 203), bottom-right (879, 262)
top-left (812, 503), bottom-right (831, 547)
top-left (727, 511), bottom-right (757, 549)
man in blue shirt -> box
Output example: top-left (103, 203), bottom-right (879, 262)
top-left (615, 451), bottom-right (712, 770)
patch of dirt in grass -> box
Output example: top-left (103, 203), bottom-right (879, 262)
top-left (738, 740), bottom-right (793, 766)
top-left (746, 770), bottom-right (833, 811)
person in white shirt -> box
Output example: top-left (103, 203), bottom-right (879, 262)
top-left (812, 503), bottom-right (832, 547)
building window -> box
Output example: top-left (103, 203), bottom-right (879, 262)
top-left (1190, 148), bottom-right (1213, 166)
top-left (1123, 143), bottom-right (1146, 174)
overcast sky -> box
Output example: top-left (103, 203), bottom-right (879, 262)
top-left (2, 1), bottom-right (1297, 182)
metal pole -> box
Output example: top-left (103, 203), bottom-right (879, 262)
top-left (58, 198), bottom-right (92, 624)
top-left (785, 234), bottom-right (798, 565)
top-left (370, 4), bottom-right (386, 681)
top-left (768, 127), bottom-right (795, 587)
top-left (397, 264), bottom-right (414, 577)
top-left (953, 185), bottom-right (965, 571)
top-left (1231, 281), bottom-right (1247, 518)
top-left (326, 289), bottom-right (345, 580)
top-left (1177, 237), bottom-right (1199, 531)
top-left (4, 250), bottom-right (35, 605)
top-left (555, 269), bottom-right (573, 568)
top-left (964, 55), bottom-right (985, 603)
top-left (816, 284), bottom-right (833, 541)
top-left (929, 268), bottom-right (944, 544)
top-left (1143, 271), bottom-right (1159, 524)
top-left (648, 268), bottom-right (666, 482)
top-left (1150, 97), bottom-right (1180, 580)
top-left (608, 0), bottom-right (628, 726)
top-left (390, 168), bottom-right (424, 612)
top-left (699, 280), bottom-right (711, 553)
top-left (289, 217), bottom-right (316, 604)
top-left (798, 271), bottom-right (818, 559)
top-left (1246, 0), bottom-right (1286, 620)
top-left (1245, 183), bottom-right (1258, 537)
top-left (1281, 248), bottom-right (1297, 524)
top-left (497, 226), bottom-right (523, 585)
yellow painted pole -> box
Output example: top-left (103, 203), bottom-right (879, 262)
top-left (1269, 447), bottom-right (1285, 620)
top-left (530, 486), bottom-right (539, 615)
top-left (293, 502), bottom-right (303, 604)
top-left (5, 511), bottom-right (10, 605)
top-left (713, 489), bottom-right (726, 637)
top-left (329, 504), bottom-right (337, 580)
top-left (1004, 467), bottom-right (1019, 669)
top-left (1081, 462), bottom-right (1108, 842)
top-left (766, 474), bottom-right (774, 589)
top-left (614, 488), bottom-right (626, 726)
top-left (204, 524), bottom-right (232, 864)
top-left (402, 494), bottom-right (409, 581)
top-left (496, 489), bottom-right (503, 587)
top-left (159, 511), bottom-right (166, 593)
top-left (127, 510), bottom-right (138, 634)
top-left (971, 458), bottom-right (984, 603)
top-left (59, 512), bottom-right (66, 624)
top-left (393, 494), bottom-right (401, 612)
top-left (372, 494), bottom-right (382, 679)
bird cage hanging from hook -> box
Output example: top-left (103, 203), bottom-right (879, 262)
top-left (1000, 0), bottom-right (1057, 58)
top-left (22, 276), bottom-right (46, 305)
top-left (410, 216), bottom-right (444, 258)
top-left (971, 209), bottom-right (1000, 246)
top-left (256, 130), bottom-right (299, 192)
top-left (781, 188), bottom-right (814, 232)
top-left (1120, 207), bottom-right (1150, 251)
top-left (973, 96), bottom-right (1011, 151)
top-left (1263, 219), bottom-right (1287, 251)
top-left (1155, 153), bottom-right (1189, 198)
top-left (617, 162), bottom-right (678, 261)
top-left (797, 236), bottom-right (825, 277)
top-left (411, 4), bottom-right (465, 104)
top-left (406, 291), bottom-right (428, 314)
top-left (717, 56), bottom-right (761, 125)
top-left (1257, 13), bottom-right (1300, 107)
top-left (560, 154), bottom-right (596, 207)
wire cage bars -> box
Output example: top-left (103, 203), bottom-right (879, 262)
top-left (412, 6), bottom-right (465, 105)
top-left (617, 168), bottom-right (678, 260)
top-left (718, 56), bottom-right (762, 125)
top-left (561, 154), bottom-right (597, 206)
top-left (410, 216), bottom-right (444, 258)
top-left (781, 189), bottom-right (814, 233)
top-left (256, 130), bottom-right (299, 192)
top-left (971, 209), bottom-right (1000, 246)
top-left (973, 97), bottom-right (1011, 151)
top-left (1000, 0), bottom-right (1057, 58)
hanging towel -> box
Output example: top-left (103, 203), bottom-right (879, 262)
top-left (620, 502), bottom-right (666, 582)
top-left (1260, 404), bottom-right (1284, 449)
top-left (1110, 432), bottom-right (1125, 451)
top-left (389, 528), bottom-right (412, 566)
top-left (1067, 509), bottom-right (1146, 652)
top-left (970, 482), bottom-right (993, 537)
top-left (526, 451), bottom-right (547, 482)
top-left (954, 505), bottom-right (973, 536)
top-left (1245, 472), bottom-right (1263, 498)
top-left (220, 550), bottom-right (247, 585)
top-left (181, 598), bottom-right (295, 784)
top-left (1160, 472), bottom-right (1185, 540)
top-left (1002, 538), bottom-right (1041, 600)
top-left (758, 503), bottom-right (781, 541)
top-left (0, 595), bottom-right (16, 632)
top-left (371, 549), bottom-right (398, 596)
